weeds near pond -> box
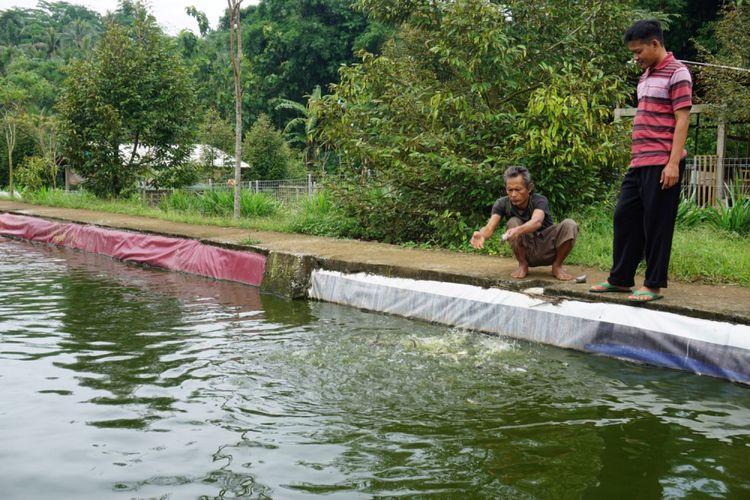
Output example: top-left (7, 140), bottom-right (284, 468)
top-left (677, 183), bottom-right (749, 235)
top-left (161, 189), bottom-right (280, 218)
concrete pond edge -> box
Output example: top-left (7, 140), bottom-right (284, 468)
top-left (2, 210), bottom-right (749, 386)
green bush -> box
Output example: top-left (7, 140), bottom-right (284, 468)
top-left (707, 196), bottom-right (750, 235)
top-left (676, 197), bottom-right (707, 228)
top-left (676, 184), bottom-right (750, 235)
top-left (14, 156), bottom-right (50, 191)
top-left (242, 114), bottom-right (291, 180)
top-left (160, 188), bottom-right (280, 218)
top-left (160, 189), bottom-right (199, 212)
top-left (239, 191), bottom-right (280, 217)
top-left (200, 189), bottom-right (233, 216)
top-left (289, 191), bottom-right (360, 237)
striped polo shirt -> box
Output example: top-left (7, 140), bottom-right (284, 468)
top-left (630, 52), bottom-right (692, 167)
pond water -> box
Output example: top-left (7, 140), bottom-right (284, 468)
top-left (1, 236), bottom-right (749, 499)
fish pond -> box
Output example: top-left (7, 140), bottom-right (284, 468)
top-left (1, 237), bottom-right (749, 499)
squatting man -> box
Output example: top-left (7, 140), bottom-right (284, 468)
top-left (470, 166), bottom-right (579, 280)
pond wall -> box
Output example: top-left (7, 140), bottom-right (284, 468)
top-left (309, 270), bottom-right (750, 386)
top-left (2, 212), bottom-right (749, 386)
top-left (0, 213), bottom-right (265, 286)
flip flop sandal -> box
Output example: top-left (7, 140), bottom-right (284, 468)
top-left (589, 282), bottom-right (632, 293)
top-left (627, 290), bottom-right (664, 303)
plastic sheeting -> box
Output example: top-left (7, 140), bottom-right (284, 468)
top-left (309, 270), bottom-right (750, 385)
top-left (0, 213), bottom-right (265, 286)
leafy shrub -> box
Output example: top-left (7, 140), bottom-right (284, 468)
top-left (239, 191), bottom-right (280, 217)
top-left (676, 197), bottom-right (707, 228)
top-left (14, 156), bottom-right (50, 191)
top-left (706, 190), bottom-right (750, 235)
top-left (242, 114), bottom-right (291, 180)
top-left (160, 189), bottom-right (199, 212)
top-left (160, 188), bottom-right (280, 218)
top-left (289, 191), bottom-right (360, 237)
top-left (200, 189), bottom-right (233, 216)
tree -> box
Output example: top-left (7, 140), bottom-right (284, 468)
top-left (2, 105), bottom-right (18, 192)
top-left (64, 18), bottom-right (95, 52)
top-left (57, 2), bottom-right (197, 197)
top-left (198, 107), bottom-right (235, 154)
top-left (275, 85), bottom-right (324, 169)
top-left (228, 0), bottom-right (243, 219)
top-left (242, 114), bottom-right (291, 180)
top-left (317, 0), bottom-right (634, 244)
top-left (39, 27), bottom-right (61, 59)
top-left (239, 0), bottom-right (391, 124)
top-left (33, 112), bottom-right (61, 188)
top-left (696, 3), bottom-right (750, 123)
top-left (186, 6), bottom-right (210, 37)
top-left (196, 107), bottom-right (235, 177)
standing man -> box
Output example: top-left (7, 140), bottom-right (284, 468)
top-left (471, 166), bottom-right (578, 280)
top-left (590, 20), bottom-right (692, 302)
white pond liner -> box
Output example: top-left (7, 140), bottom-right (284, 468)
top-left (309, 270), bottom-right (750, 385)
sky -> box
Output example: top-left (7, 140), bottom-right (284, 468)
top-left (0, 0), bottom-right (259, 35)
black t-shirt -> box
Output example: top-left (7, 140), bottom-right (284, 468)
top-left (491, 193), bottom-right (554, 230)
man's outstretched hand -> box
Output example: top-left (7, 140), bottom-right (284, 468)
top-left (470, 231), bottom-right (485, 249)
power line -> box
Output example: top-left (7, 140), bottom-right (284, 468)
top-left (679, 60), bottom-right (750, 73)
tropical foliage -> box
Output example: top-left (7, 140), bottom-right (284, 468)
top-left (242, 114), bottom-right (292, 180)
top-left (316, 0), bottom-right (634, 244)
top-left (0, 0), bottom-right (747, 250)
top-left (695, 3), bottom-right (750, 123)
top-left (57, 4), bottom-right (197, 196)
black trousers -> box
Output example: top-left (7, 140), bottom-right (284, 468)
top-left (608, 160), bottom-right (685, 289)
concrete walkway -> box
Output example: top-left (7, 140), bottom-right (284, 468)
top-left (1, 200), bottom-right (748, 325)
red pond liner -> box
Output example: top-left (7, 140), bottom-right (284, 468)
top-left (0, 213), bottom-right (265, 286)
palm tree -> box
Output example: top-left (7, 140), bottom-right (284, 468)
top-left (38, 27), bottom-right (61, 58)
top-left (64, 18), bottom-right (91, 52)
top-left (275, 85), bottom-right (324, 169)
top-left (0, 10), bottom-right (26, 48)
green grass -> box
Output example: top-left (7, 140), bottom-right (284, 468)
top-left (7, 188), bottom-right (750, 287)
top-left (159, 189), bottom-right (282, 218)
top-left (565, 206), bottom-right (750, 286)
top-left (17, 187), bottom-right (296, 232)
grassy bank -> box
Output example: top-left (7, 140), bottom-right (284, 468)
top-left (567, 208), bottom-right (750, 286)
top-left (3, 188), bottom-right (749, 287)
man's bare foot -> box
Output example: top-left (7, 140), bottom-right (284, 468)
top-left (551, 266), bottom-right (574, 281)
top-left (511, 266), bottom-right (528, 279)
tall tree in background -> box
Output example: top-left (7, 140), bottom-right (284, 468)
top-left (696, 2), bottom-right (750, 123)
top-left (2, 105), bottom-right (18, 192)
top-left (34, 112), bottom-right (60, 189)
top-left (228, 0), bottom-right (243, 219)
top-left (186, 6), bottom-right (210, 37)
top-left (240, 0), bottom-right (391, 125)
top-left (57, 2), bottom-right (197, 197)
top-left (318, 0), bottom-right (634, 244)
top-left (275, 85), bottom-right (325, 169)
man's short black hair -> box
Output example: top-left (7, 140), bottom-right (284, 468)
top-left (624, 20), bottom-right (664, 45)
